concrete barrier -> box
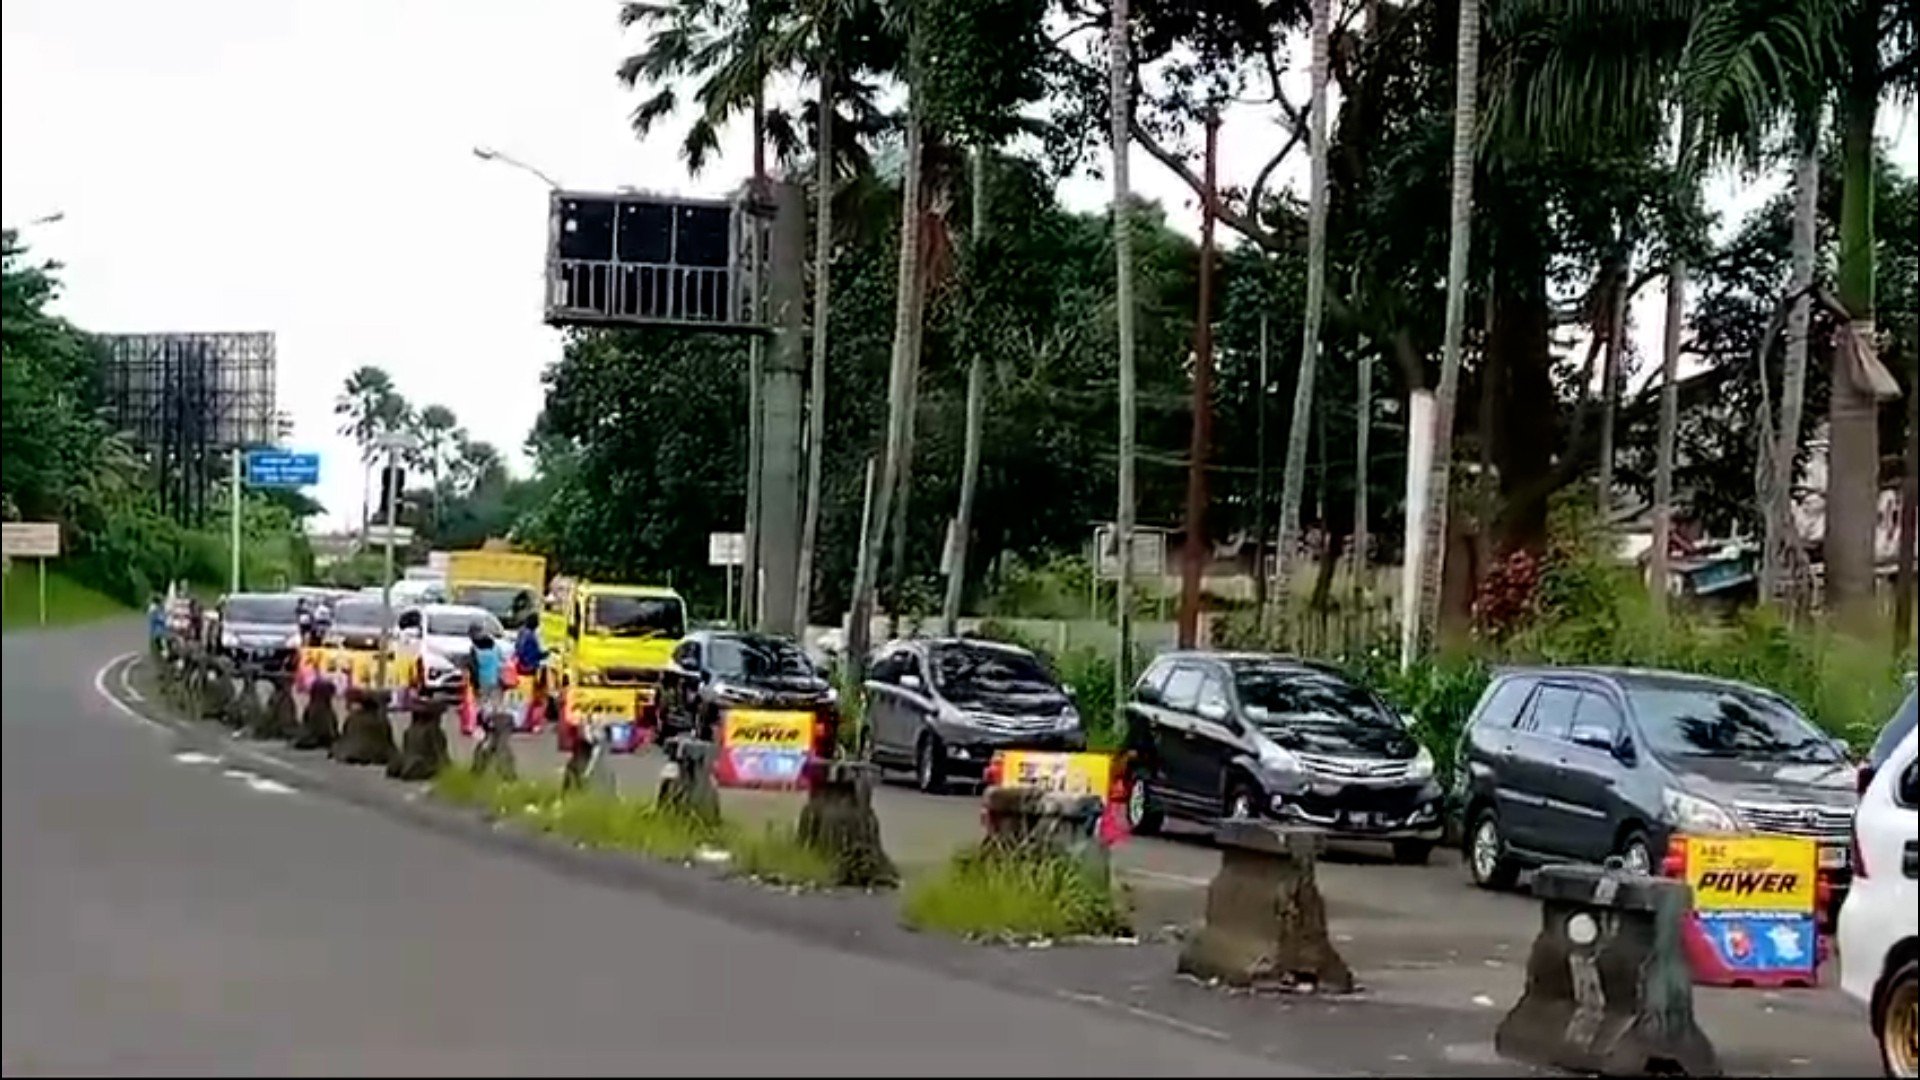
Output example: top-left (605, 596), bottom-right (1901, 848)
top-left (260, 673), bottom-right (301, 741)
top-left (1176, 821), bottom-right (1353, 993)
top-left (658, 736), bottom-right (720, 825)
top-left (561, 722), bottom-right (615, 797)
top-left (981, 786), bottom-right (1110, 883)
top-left (388, 699), bottom-right (451, 781)
top-left (293, 678), bottom-right (340, 751)
top-left (332, 687), bottom-right (397, 767)
top-left (797, 760), bottom-right (897, 888)
top-left (1495, 861), bottom-right (1719, 1077)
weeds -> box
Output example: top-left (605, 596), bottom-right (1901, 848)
top-left (429, 765), bottom-right (839, 888)
top-left (902, 845), bottom-right (1128, 941)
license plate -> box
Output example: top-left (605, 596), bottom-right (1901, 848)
top-left (1820, 845), bottom-right (1850, 870)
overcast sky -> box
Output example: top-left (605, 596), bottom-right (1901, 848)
top-left (4, 0), bottom-right (1914, 533)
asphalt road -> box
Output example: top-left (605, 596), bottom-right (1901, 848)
top-left (4, 620), bottom-right (1886, 1076)
top-left (0, 621), bottom-right (1288, 1076)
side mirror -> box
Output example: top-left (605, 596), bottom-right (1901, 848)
top-left (1197, 700), bottom-right (1230, 724)
top-left (901, 673), bottom-right (923, 691)
top-left (1569, 724), bottom-right (1615, 753)
top-left (1134, 684), bottom-right (1163, 707)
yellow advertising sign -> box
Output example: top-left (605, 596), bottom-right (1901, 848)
top-left (721, 709), bottom-right (813, 751)
top-left (570, 685), bottom-right (638, 724)
top-left (998, 750), bottom-right (1113, 799)
top-left (1684, 834), bottom-right (1818, 913)
top-left (299, 647), bottom-right (418, 690)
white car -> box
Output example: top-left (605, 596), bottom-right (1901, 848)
top-left (401, 603), bottom-right (506, 698)
top-left (1838, 725), bottom-right (1918, 1077)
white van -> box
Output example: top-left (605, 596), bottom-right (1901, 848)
top-left (1838, 724), bottom-right (1918, 1077)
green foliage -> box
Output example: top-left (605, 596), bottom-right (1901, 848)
top-left (430, 765), bottom-right (838, 887)
top-left (901, 844), bottom-right (1127, 941)
top-left (0, 565), bottom-right (130, 629)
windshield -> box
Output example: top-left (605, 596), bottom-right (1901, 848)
top-left (456, 584), bottom-right (537, 622)
top-left (929, 644), bottom-right (1058, 702)
top-left (1868, 691), bottom-right (1918, 770)
top-left (708, 636), bottom-right (815, 684)
top-left (588, 594), bottom-right (685, 640)
top-left (425, 610), bottom-right (503, 638)
top-left (224, 596), bottom-right (301, 624)
top-left (1630, 683), bottom-right (1840, 763)
top-left (1234, 668), bottom-right (1401, 733)
top-left (330, 599), bottom-right (388, 630)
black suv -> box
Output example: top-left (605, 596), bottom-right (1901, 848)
top-left (1122, 652), bottom-right (1443, 863)
top-left (662, 630), bottom-right (838, 742)
top-left (1456, 667), bottom-right (1857, 900)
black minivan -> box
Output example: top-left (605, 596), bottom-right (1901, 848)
top-left (1122, 652), bottom-right (1444, 863)
top-left (1455, 667), bottom-right (1857, 898)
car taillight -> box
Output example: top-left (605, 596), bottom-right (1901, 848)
top-left (1850, 823), bottom-right (1868, 880)
top-left (1661, 834), bottom-right (1688, 878)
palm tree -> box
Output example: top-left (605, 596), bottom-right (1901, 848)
top-left (411, 404), bottom-right (461, 531)
top-left (1109, 0), bottom-right (1138, 708)
top-left (940, 145), bottom-right (990, 634)
top-left (1412, 0), bottom-right (1483, 654)
top-left (1274, 0), bottom-right (1333, 605)
top-left (335, 366), bottom-right (406, 540)
top-left (1761, 123), bottom-right (1819, 605)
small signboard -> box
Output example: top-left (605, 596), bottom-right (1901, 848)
top-left (992, 750), bottom-right (1114, 799)
top-left (708, 532), bottom-right (746, 568)
top-left (1680, 834), bottom-right (1820, 986)
top-left (714, 708), bottom-right (814, 789)
top-left (1093, 525), bottom-right (1167, 580)
top-left (1, 522), bottom-right (60, 559)
top-left (245, 450), bottom-right (321, 488)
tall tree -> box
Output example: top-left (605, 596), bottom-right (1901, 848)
top-left (334, 366), bottom-right (407, 541)
top-left (1414, 0), bottom-right (1482, 652)
top-left (1274, 0), bottom-right (1333, 599)
top-left (410, 403), bottom-right (461, 531)
top-left (941, 146), bottom-right (990, 633)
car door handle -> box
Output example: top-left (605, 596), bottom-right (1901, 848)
top-left (1903, 840), bottom-right (1917, 880)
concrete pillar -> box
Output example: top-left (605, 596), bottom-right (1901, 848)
top-left (754, 181), bottom-right (807, 634)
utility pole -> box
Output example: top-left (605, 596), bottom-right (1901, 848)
top-left (1109, 0), bottom-right (1138, 705)
top-left (1254, 314), bottom-right (1271, 634)
top-left (229, 450), bottom-right (243, 593)
top-left (1177, 112), bottom-right (1219, 649)
top-left (374, 431), bottom-right (415, 709)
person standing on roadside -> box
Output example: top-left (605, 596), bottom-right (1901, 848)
top-left (146, 595), bottom-right (167, 656)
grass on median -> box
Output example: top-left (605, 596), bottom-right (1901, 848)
top-left (430, 764), bottom-right (838, 888)
top-left (0, 565), bottom-right (130, 631)
top-left (902, 845), bottom-right (1130, 942)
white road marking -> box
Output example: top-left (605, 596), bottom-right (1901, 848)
top-left (1052, 989), bottom-right (1228, 1042)
top-left (91, 653), bottom-right (167, 734)
top-left (171, 751), bottom-right (223, 766)
top-left (243, 776), bottom-right (297, 796)
top-left (1123, 867), bottom-right (1212, 888)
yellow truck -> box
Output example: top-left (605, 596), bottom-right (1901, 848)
top-left (549, 580), bottom-right (688, 753)
top-left (445, 550), bottom-right (547, 625)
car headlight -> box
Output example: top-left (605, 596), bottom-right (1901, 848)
top-left (1407, 745), bottom-right (1435, 781)
top-left (574, 668), bottom-right (606, 687)
top-left (284, 633), bottom-right (303, 649)
top-left (821, 685), bottom-right (839, 705)
top-left (220, 631), bottom-right (237, 648)
top-left (1258, 743), bottom-right (1303, 775)
top-left (716, 683), bottom-right (764, 704)
top-left (1663, 788), bottom-right (1740, 834)
top-left (1056, 706), bottom-right (1081, 730)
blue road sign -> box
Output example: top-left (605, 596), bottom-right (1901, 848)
top-left (245, 450), bottom-right (321, 487)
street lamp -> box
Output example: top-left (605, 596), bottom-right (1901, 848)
top-left (471, 145), bottom-right (563, 190)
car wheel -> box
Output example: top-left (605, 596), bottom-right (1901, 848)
top-left (1615, 829), bottom-right (1654, 877)
top-left (1126, 774), bottom-right (1163, 835)
top-left (1224, 781), bottom-right (1258, 821)
top-left (1392, 839), bottom-right (1434, 865)
top-left (915, 734), bottom-right (948, 795)
top-left (1879, 958), bottom-right (1918, 1079)
top-left (1467, 809), bottom-right (1521, 890)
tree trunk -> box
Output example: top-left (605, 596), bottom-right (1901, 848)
top-left (1178, 114), bottom-right (1220, 649)
top-left (1763, 131), bottom-right (1818, 606)
top-left (886, 314), bottom-right (923, 638)
top-left (1110, 0), bottom-right (1139, 707)
top-left (1897, 358), bottom-right (1917, 653)
top-left (1352, 352), bottom-right (1371, 608)
top-left (942, 146), bottom-right (990, 635)
top-left (1598, 257), bottom-right (1627, 518)
top-left (1254, 315), bottom-right (1272, 631)
top-left (846, 102), bottom-right (924, 667)
top-left (1649, 253), bottom-right (1686, 609)
top-left (1274, 0), bottom-right (1332, 598)
top-left (1413, 0), bottom-right (1480, 653)
top-left (1828, 63), bottom-right (1882, 632)
top-left (795, 60), bottom-right (835, 637)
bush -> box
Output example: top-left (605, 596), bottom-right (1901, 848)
top-left (902, 845), bottom-right (1128, 941)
